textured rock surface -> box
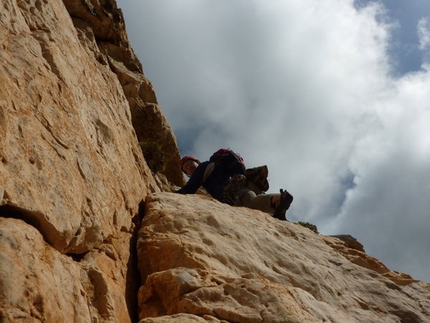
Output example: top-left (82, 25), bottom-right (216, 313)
top-left (0, 218), bottom-right (90, 322)
top-left (0, 0), bottom-right (179, 322)
top-left (1, 1), bottom-right (430, 323)
top-left (1, 0), bottom-right (153, 254)
top-left (138, 193), bottom-right (430, 323)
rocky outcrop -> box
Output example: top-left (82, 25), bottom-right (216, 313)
top-left (1, 1), bottom-right (429, 323)
top-left (1, 0), bottom-right (155, 255)
top-left (63, 0), bottom-right (184, 188)
top-left (138, 193), bottom-right (430, 323)
top-left (62, 0), bottom-right (184, 188)
top-left (0, 0), bottom-right (180, 322)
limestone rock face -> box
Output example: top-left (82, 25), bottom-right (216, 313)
top-left (63, 0), bottom-right (185, 187)
top-left (0, 218), bottom-right (91, 322)
top-left (0, 0), bottom-right (179, 322)
top-left (137, 193), bottom-right (430, 323)
top-left (1, 0), bottom-right (153, 254)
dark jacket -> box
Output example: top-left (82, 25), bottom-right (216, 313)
top-left (176, 161), bottom-right (230, 203)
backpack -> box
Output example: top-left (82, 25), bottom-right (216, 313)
top-left (245, 165), bottom-right (269, 193)
top-left (209, 148), bottom-right (246, 176)
top-left (223, 174), bottom-right (248, 205)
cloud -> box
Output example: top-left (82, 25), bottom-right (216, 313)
top-left (118, 0), bottom-right (430, 282)
top-left (418, 17), bottom-right (430, 63)
top-left (418, 17), bottom-right (430, 49)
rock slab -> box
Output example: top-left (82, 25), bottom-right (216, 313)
top-left (137, 193), bottom-right (430, 323)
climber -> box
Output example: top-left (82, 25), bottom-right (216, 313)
top-left (176, 155), bottom-right (230, 203)
top-left (176, 155), bottom-right (293, 220)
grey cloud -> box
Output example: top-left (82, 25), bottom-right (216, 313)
top-left (118, 0), bottom-right (430, 282)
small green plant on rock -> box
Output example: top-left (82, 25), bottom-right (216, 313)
top-left (298, 221), bottom-right (319, 234)
top-left (139, 141), bottom-right (165, 173)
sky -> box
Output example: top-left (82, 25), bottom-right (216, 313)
top-left (116, 0), bottom-right (430, 283)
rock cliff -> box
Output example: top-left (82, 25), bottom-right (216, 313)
top-left (0, 1), bottom-right (429, 323)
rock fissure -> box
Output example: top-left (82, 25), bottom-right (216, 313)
top-left (0, 202), bottom-right (63, 249)
top-left (32, 31), bottom-right (63, 80)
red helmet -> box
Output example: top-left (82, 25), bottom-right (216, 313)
top-left (179, 155), bottom-right (200, 172)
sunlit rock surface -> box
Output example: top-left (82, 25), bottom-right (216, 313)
top-left (0, 0), bottom-right (180, 322)
top-left (137, 193), bottom-right (430, 323)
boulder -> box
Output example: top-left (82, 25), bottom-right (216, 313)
top-left (137, 193), bottom-right (430, 322)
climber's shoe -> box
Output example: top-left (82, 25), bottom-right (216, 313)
top-left (273, 189), bottom-right (293, 221)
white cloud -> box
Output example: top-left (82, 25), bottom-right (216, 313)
top-left (418, 17), bottom-right (430, 50)
top-left (118, 0), bottom-right (430, 282)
